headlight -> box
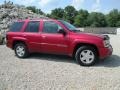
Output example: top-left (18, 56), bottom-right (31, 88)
top-left (103, 40), bottom-right (110, 47)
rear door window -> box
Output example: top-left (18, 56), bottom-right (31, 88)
top-left (25, 21), bottom-right (40, 33)
top-left (10, 22), bottom-right (24, 32)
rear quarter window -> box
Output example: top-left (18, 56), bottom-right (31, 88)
top-left (10, 22), bottom-right (24, 32)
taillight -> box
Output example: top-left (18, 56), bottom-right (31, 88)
top-left (6, 33), bottom-right (8, 41)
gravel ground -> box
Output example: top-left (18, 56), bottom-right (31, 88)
top-left (0, 34), bottom-right (120, 90)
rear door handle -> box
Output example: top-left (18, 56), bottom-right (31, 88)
top-left (42, 36), bottom-right (46, 38)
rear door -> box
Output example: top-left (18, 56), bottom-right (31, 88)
top-left (23, 21), bottom-right (41, 52)
top-left (40, 20), bottom-right (69, 55)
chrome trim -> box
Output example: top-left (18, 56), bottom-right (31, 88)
top-left (30, 42), bottom-right (68, 48)
top-left (41, 43), bottom-right (68, 48)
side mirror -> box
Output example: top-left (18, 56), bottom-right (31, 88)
top-left (58, 29), bottom-right (66, 35)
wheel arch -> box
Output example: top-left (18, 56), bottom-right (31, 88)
top-left (12, 40), bottom-right (28, 50)
top-left (72, 43), bottom-right (99, 58)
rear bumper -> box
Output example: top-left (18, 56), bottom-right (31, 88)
top-left (99, 45), bottom-right (113, 59)
top-left (6, 40), bottom-right (13, 49)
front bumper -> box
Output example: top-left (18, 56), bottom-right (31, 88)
top-left (99, 45), bottom-right (113, 59)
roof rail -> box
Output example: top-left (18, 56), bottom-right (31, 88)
top-left (29, 17), bottom-right (49, 20)
top-left (16, 16), bottom-right (49, 21)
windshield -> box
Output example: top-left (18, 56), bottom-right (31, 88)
top-left (59, 20), bottom-right (79, 32)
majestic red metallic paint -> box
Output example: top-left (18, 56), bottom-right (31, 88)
top-left (6, 18), bottom-right (113, 59)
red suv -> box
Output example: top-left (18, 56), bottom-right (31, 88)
top-left (6, 18), bottom-right (113, 66)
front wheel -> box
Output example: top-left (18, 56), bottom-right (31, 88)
top-left (14, 43), bottom-right (29, 58)
top-left (75, 46), bottom-right (98, 66)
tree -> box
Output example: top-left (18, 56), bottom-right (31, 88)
top-left (27, 6), bottom-right (36, 13)
top-left (106, 9), bottom-right (120, 27)
top-left (46, 14), bottom-right (51, 18)
top-left (26, 6), bottom-right (44, 15)
top-left (87, 12), bottom-right (107, 27)
top-left (36, 9), bottom-right (44, 15)
top-left (74, 9), bottom-right (89, 27)
top-left (116, 21), bottom-right (120, 27)
top-left (64, 6), bottom-right (77, 24)
top-left (50, 8), bottom-right (64, 19)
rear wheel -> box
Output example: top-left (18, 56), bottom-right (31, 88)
top-left (14, 43), bottom-right (29, 58)
top-left (75, 46), bottom-right (98, 66)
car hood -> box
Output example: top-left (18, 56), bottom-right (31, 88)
top-left (73, 32), bottom-right (105, 40)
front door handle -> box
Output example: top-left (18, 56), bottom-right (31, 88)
top-left (23, 35), bottom-right (27, 37)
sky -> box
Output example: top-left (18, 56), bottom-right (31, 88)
top-left (0, 0), bottom-right (120, 14)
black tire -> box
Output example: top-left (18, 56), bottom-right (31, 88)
top-left (75, 46), bottom-right (98, 66)
top-left (14, 43), bottom-right (29, 58)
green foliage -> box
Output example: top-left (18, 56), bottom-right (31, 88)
top-left (106, 9), bottom-right (120, 27)
top-left (26, 5), bottom-right (120, 27)
top-left (87, 12), bottom-right (107, 27)
top-left (51, 8), bottom-right (64, 19)
top-left (27, 6), bottom-right (36, 13)
top-left (74, 9), bottom-right (89, 27)
top-left (63, 6), bottom-right (78, 24)
top-left (46, 14), bottom-right (51, 18)
top-left (26, 6), bottom-right (44, 15)
top-left (116, 21), bottom-right (120, 27)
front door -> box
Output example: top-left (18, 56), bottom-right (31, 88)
top-left (40, 21), bottom-right (69, 55)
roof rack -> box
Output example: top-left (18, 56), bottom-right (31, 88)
top-left (17, 16), bottom-right (49, 21)
top-left (29, 17), bottom-right (49, 20)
